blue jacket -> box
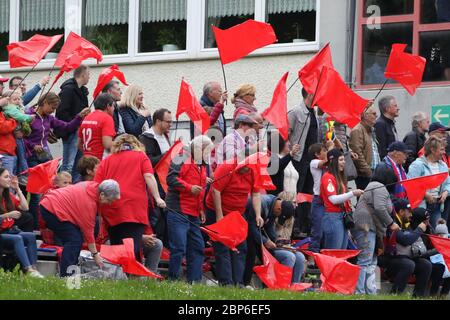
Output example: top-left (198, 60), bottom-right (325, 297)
top-left (119, 106), bottom-right (152, 138)
top-left (245, 194), bottom-right (278, 245)
top-left (407, 156), bottom-right (450, 209)
top-left (23, 84), bottom-right (42, 107)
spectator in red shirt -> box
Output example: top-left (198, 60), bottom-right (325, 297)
top-left (204, 158), bottom-right (263, 286)
top-left (78, 93), bottom-right (116, 161)
top-left (94, 134), bottom-right (166, 261)
top-left (166, 135), bottom-right (214, 283)
top-left (0, 168), bottom-right (43, 278)
top-left (320, 149), bottom-right (364, 250)
top-left (0, 100), bottom-right (18, 175)
top-left (40, 179), bottom-right (120, 277)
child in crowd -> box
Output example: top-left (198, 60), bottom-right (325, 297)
top-left (429, 219), bottom-right (450, 297)
top-left (53, 171), bottom-right (73, 189)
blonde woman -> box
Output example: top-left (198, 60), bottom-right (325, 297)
top-left (94, 134), bottom-right (166, 260)
top-left (119, 85), bottom-right (153, 137)
top-left (232, 84), bottom-right (258, 120)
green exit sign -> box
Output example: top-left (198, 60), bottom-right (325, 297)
top-left (432, 105), bottom-right (450, 125)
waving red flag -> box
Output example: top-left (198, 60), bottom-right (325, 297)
top-left (212, 19), bottom-right (277, 65)
top-left (236, 152), bottom-right (276, 191)
top-left (320, 249), bottom-right (361, 260)
top-left (429, 235), bottom-right (450, 270)
top-left (7, 34), bottom-right (63, 68)
top-left (312, 66), bottom-right (369, 128)
top-left (101, 238), bottom-right (162, 278)
top-left (25, 158), bottom-right (61, 194)
top-left (201, 211), bottom-right (248, 251)
top-left (253, 245), bottom-right (293, 289)
top-left (402, 172), bottom-right (448, 209)
top-left (176, 79), bottom-right (210, 134)
top-left (384, 43), bottom-right (426, 96)
top-left (93, 65), bottom-right (128, 99)
top-left (299, 43), bottom-right (334, 94)
top-left (55, 32), bottom-right (103, 67)
top-left (262, 72), bottom-right (289, 140)
top-left (154, 140), bottom-right (184, 193)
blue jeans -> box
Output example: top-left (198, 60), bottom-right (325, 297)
top-left (15, 138), bottom-right (28, 175)
top-left (0, 154), bottom-right (17, 176)
top-left (309, 195), bottom-right (325, 253)
top-left (206, 207), bottom-right (247, 286)
top-left (40, 205), bottom-right (83, 277)
top-left (351, 229), bottom-right (377, 295)
top-left (0, 232), bottom-right (37, 269)
top-left (167, 211), bottom-right (204, 282)
top-left (428, 203), bottom-right (442, 230)
top-left (272, 249), bottom-right (306, 284)
top-left (322, 212), bottom-right (348, 249)
top-left (61, 132), bottom-right (82, 182)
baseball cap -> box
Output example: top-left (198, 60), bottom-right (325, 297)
top-left (327, 148), bottom-right (343, 162)
top-left (435, 222), bottom-right (449, 236)
top-left (235, 114), bottom-right (258, 126)
top-left (392, 198), bottom-right (411, 213)
top-left (278, 200), bottom-right (295, 226)
top-left (429, 122), bottom-right (450, 133)
top-left (0, 75), bottom-right (9, 83)
top-left (387, 141), bottom-right (412, 154)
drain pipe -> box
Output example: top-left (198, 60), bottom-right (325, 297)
top-left (345, 0), bottom-right (357, 87)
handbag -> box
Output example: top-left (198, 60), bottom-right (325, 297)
top-left (343, 211), bottom-right (355, 229)
top-left (344, 151), bottom-right (358, 181)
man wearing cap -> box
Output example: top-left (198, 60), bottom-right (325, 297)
top-left (381, 141), bottom-right (411, 199)
top-left (408, 136), bottom-right (450, 228)
top-left (375, 95), bottom-right (400, 160)
top-left (244, 195), bottom-right (305, 286)
top-left (0, 75), bottom-right (9, 96)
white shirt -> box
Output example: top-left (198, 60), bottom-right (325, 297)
top-left (146, 127), bottom-right (171, 154)
top-left (429, 161), bottom-right (441, 197)
top-left (283, 160), bottom-right (299, 195)
top-left (310, 159), bottom-right (323, 196)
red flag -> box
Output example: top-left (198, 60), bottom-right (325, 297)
top-left (402, 173), bottom-right (448, 209)
top-left (262, 72), bottom-right (289, 140)
top-left (308, 252), bottom-right (360, 295)
top-left (253, 245), bottom-right (293, 289)
top-left (154, 140), bottom-right (184, 193)
top-left (312, 66), bottom-right (369, 129)
top-left (299, 43), bottom-right (334, 94)
top-left (297, 193), bottom-right (313, 204)
top-left (176, 79), bottom-right (210, 134)
top-left (212, 19), bottom-right (277, 65)
top-left (101, 238), bottom-right (162, 279)
top-left (384, 43), bottom-right (426, 96)
top-left (55, 32), bottom-right (103, 67)
top-left (25, 158), bottom-right (61, 194)
top-left (93, 65), bottom-right (128, 99)
top-left (235, 152), bottom-right (276, 191)
top-left (201, 211), bottom-right (248, 251)
top-left (429, 235), bottom-right (450, 270)
top-left (320, 249), bottom-right (361, 260)
top-left (7, 34), bottom-right (63, 68)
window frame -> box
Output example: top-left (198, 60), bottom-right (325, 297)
top-left (0, 0), bottom-right (321, 72)
top-left (356, 0), bottom-right (450, 89)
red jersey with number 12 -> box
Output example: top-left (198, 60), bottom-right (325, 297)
top-left (79, 111), bottom-right (116, 160)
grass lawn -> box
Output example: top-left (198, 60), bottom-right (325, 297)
top-left (0, 269), bottom-right (419, 300)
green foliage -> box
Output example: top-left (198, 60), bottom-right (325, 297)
top-left (155, 27), bottom-right (184, 48)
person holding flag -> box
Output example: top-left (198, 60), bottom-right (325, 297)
top-left (165, 135), bottom-right (214, 283)
top-left (408, 136), bottom-right (450, 228)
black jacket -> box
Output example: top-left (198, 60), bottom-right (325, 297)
top-left (267, 153), bottom-right (293, 196)
top-left (374, 114), bottom-right (398, 160)
top-left (403, 128), bottom-right (427, 172)
top-left (119, 106), bottom-right (152, 138)
top-left (55, 78), bottom-right (89, 139)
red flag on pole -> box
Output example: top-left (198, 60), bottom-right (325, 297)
top-left (384, 43), bottom-right (426, 96)
top-left (101, 238), bottom-right (163, 278)
top-left (402, 172), bottom-right (448, 209)
top-left (429, 235), bottom-right (450, 270)
top-left (299, 43), bottom-right (334, 94)
top-left (176, 79), bottom-right (210, 134)
top-left (262, 72), bottom-right (289, 140)
top-left (235, 152), bottom-right (276, 191)
top-left (55, 32), bottom-right (103, 67)
top-left (312, 66), bottom-right (369, 129)
top-left (93, 65), bottom-right (128, 99)
top-left (320, 249), bottom-right (361, 260)
top-left (154, 140), bottom-right (184, 193)
top-left (7, 34), bottom-right (63, 68)
top-left (212, 19), bottom-right (277, 65)
top-left (25, 158), bottom-right (61, 194)
top-left (201, 211), bottom-right (248, 251)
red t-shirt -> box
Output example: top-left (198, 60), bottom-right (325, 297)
top-left (206, 162), bottom-right (260, 215)
top-left (79, 111), bottom-right (116, 160)
top-left (320, 172), bottom-right (351, 213)
top-left (94, 151), bottom-right (154, 227)
top-left (2, 193), bottom-right (20, 211)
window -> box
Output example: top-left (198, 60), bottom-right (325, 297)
top-left (19, 0), bottom-right (65, 57)
top-left (265, 0), bottom-right (316, 44)
top-left (204, 0), bottom-right (255, 48)
top-left (0, 0), bottom-right (9, 61)
top-left (82, 0), bottom-right (129, 55)
top-left (358, 0), bottom-right (450, 86)
top-left (139, 0), bottom-right (187, 53)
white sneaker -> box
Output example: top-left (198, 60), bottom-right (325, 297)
top-left (28, 269), bottom-right (44, 279)
top-left (245, 285), bottom-right (255, 291)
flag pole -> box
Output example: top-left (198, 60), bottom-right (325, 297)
top-left (373, 79), bottom-right (388, 102)
top-left (287, 78), bottom-right (299, 94)
top-left (173, 120), bottom-right (179, 142)
top-left (262, 123), bottom-right (270, 141)
top-left (37, 63), bottom-right (57, 102)
top-left (10, 63), bottom-right (38, 97)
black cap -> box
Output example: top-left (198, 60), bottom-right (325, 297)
top-left (278, 201), bottom-right (295, 226)
top-left (327, 148), bottom-right (343, 162)
top-left (387, 141), bottom-right (413, 154)
top-left (412, 208), bottom-right (430, 223)
top-left (429, 122), bottom-right (450, 133)
top-left (393, 198), bottom-right (411, 213)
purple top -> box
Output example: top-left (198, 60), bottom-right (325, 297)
top-left (24, 107), bottom-right (82, 157)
